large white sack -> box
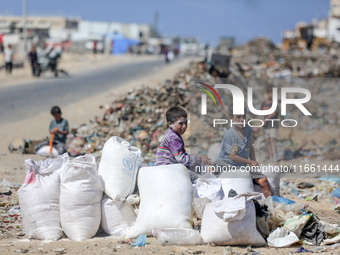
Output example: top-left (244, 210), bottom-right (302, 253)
top-left (18, 154), bottom-right (69, 241)
top-left (98, 136), bottom-right (143, 201)
top-left (127, 164), bottom-right (193, 238)
top-left (218, 171), bottom-right (255, 196)
top-left (101, 195), bottom-right (136, 236)
top-left (201, 193), bottom-right (266, 246)
top-left (60, 154), bottom-right (103, 241)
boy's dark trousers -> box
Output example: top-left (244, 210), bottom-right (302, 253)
top-left (5, 62), bottom-right (12, 73)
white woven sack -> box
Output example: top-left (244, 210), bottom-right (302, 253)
top-left (18, 154), bottom-right (69, 240)
top-left (127, 164), bottom-right (193, 238)
top-left (201, 196), bottom-right (266, 246)
top-left (98, 136), bottom-right (143, 201)
top-left (218, 170), bottom-right (255, 196)
top-left (60, 154), bottom-right (103, 241)
top-left (101, 195), bottom-right (136, 236)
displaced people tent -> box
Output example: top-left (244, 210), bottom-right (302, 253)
top-left (106, 33), bottom-right (139, 55)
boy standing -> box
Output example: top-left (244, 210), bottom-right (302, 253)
top-left (215, 105), bottom-right (272, 198)
top-left (155, 107), bottom-right (211, 172)
top-left (3, 44), bottom-right (14, 74)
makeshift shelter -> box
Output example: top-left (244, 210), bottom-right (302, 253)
top-left (106, 33), bottom-right (139, 55)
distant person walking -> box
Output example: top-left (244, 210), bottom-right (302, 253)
top-left (28, 46), bottom-right (38, 76)
top-left (164, 47), bottom-right (169, 63)
top-left (93, 40), bottom-right (97, 54)
top-left (3, 44), bottom-right (14, 74)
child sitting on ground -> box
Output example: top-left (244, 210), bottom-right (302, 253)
top-left (49, 106), bottom-right (69, 154)
top-left (214, 104), bottom-right (272, 198)
top-left (34, 106), bottom-right (69, 155)
top-left (155, 107), bottom-right (211, 175)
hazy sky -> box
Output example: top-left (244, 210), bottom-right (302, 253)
top-left (0, 0), bottom-right (330, 46)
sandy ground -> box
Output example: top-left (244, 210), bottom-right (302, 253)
top-left (0, 54), bottom-right (339, 255)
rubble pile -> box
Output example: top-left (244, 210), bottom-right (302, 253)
top-left (64, 38), bottom-right (340, 164)
top-left (0, 180), bottom-right (23, 239)
top-left (230, 38), bottom-right (340, 79)
top-left (67, 81), bottom-right (192, 164)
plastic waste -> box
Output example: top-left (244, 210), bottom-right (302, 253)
top-left (305, 194), bottom-right (318, 201)
top-left (295, 247), bottom-right (313, 253)
top-left (131, 235), bottom-right (147, 247)
top-left (193, 173), bottom-right (224, 201)
top-left (272, 195), bottom-right (296, 205)
top-left (7, 206), bottom-right (21, 216)
top-left (258, 197), bottom-right (304, 230)
top-left (152, 228), bottom-right (201, 246)
top-left (300, 214), bottom-right (326, 246)
top-left (331, 187), bottom-right (340, 199)
top-left (321, 221), bottom-right (340, 237)
top-left (267, 227), bottom-right (299, 247)
top-left (316, 181), bottom-right (335, 193)
top-left (319, 175), bottom-right (340, 184)
top-left (284, 214), bottom-right (313, 237)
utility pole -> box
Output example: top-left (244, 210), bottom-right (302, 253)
top-left (23, 0), bottom-right (27, 62)
top-left (153, 11), bottom-right (159, 37)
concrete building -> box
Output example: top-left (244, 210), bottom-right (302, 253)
top-left (72, 20), bottom-right (151, 42)
top-left (0, 15), bottom-right (151, 42)
top-left (328, 0), bottom-right (340, 42)
top-left (330, 0), bottom-right (340, 17)
top-left (0, 15), bottom-right (80, 34)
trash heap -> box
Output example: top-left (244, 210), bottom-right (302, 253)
top-left (64, 48), bottom-right (340, 165)
top-left (66, 76), bottom-right (194, 164)
top-left (280, 176), bottom-right (340, 205)
top-left (230, 38), bottom-right (340, 79)
top-left (0, 180), bottom-right (23, 239)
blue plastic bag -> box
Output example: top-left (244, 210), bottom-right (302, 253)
top-left (272, 195), bottom-right (296, 205)
top-left (131, 235), bottom-right (147, 247)
top-left (331, 187), bottom-right (340, 199)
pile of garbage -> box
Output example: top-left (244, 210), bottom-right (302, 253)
top-left (1, 144), bottom-right (340, 254)
top-left (0, 180), bottom-right (23, 239)
top-left (66, 75), bottom-right (192, 164)
top-left (62, 38), bottom-right (339, 164)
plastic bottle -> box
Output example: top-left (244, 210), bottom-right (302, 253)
top-left (152, 228), bottom-right (201, 246)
